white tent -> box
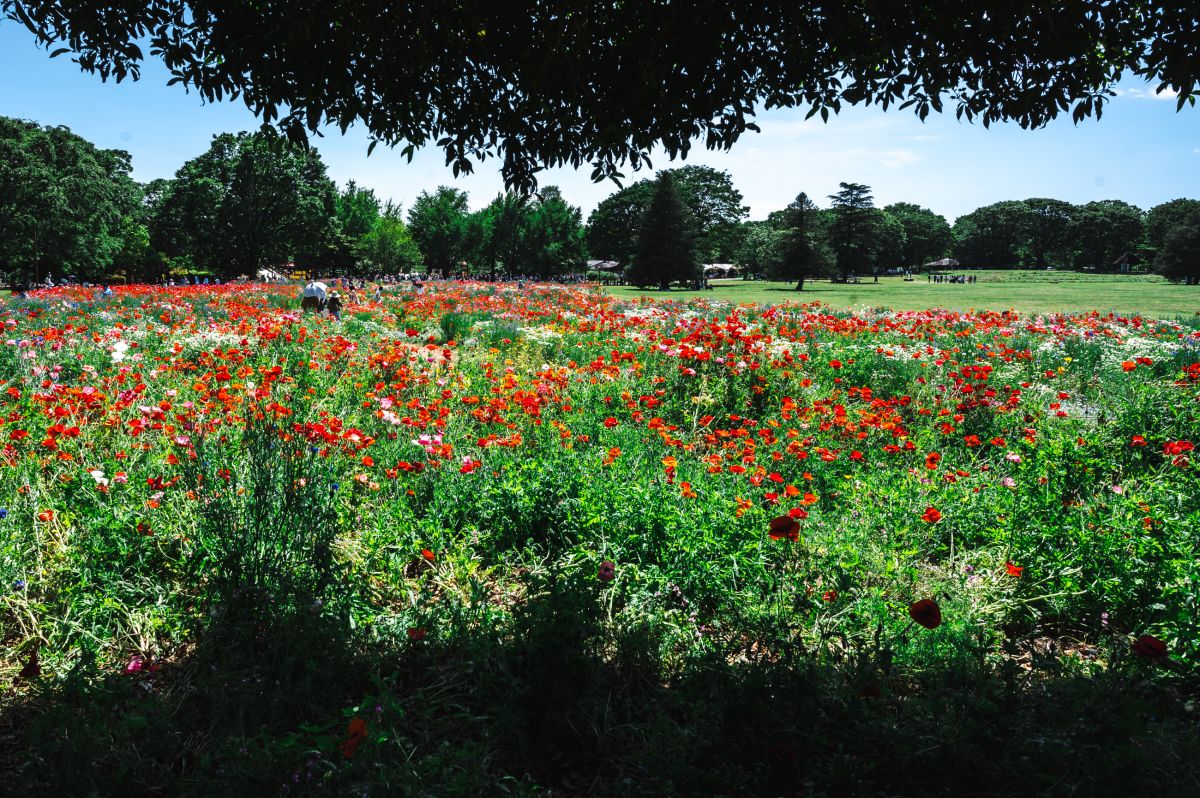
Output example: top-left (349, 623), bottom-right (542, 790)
top-left (586, 260), bottom-right (623, 272)
top-left (703, 263), bottom-right (740, 278)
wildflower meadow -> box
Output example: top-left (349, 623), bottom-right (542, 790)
top-left (2, 282), bottom-right (1199, 795)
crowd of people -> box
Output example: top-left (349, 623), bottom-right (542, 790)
top-left (300, 275), bottom-right (427, 320)
top-left (929, 273), bottom-right (978, 284)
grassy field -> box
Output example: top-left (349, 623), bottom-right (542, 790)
top-left (607, 271), bottom-right (1200, 317)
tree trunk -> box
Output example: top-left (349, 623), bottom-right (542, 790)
top-left (795, 278), bottom-right (804, 291)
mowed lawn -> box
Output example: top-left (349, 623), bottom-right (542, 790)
top-left (606, 271), bottom-right (1200, 317)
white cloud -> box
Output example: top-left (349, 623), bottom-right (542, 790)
top-left (1115, 86), bottom-right (1179, 101)
top-left (842, 148), bottom-right (921, 168)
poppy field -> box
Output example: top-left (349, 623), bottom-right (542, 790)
top-left (3, 282), bottom-right (1200, 796)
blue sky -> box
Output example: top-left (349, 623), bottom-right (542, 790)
top-left (2, 22), bottom-right (1197, 223)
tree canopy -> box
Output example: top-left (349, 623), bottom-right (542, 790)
top-left (7, 2), bottom-right (1197, 192)
top-left (0, 116), bottom-right (141, 285)
top-left (586, 166), bottom-right (745, 265)
top-left (1155, 212), bottom-right (1200, 285)
top-left (406, 187), bottom-right (472, 275)
top-left (151, 131), bottom-right (338, 279)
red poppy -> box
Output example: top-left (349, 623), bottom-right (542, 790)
top-left (909, 598), bottom-right (942, 629)
top-left (1132, 634), bottom-right (1168, 660)
top-left (339, 716), bottom-right (368, 758)
top-left (768, 515), bottom-right (801, 541)
top-left (407, 626), bottom-right (427, 642)
top-left (920, 506), bottom-right (942, 524)
top-left (822, 590), bottom-right (838, 602)
top-left (421, 548), bottom-right (435, 562)
top-left (1004, 561), bottom-right (1024, 578)
top-left (598, 560), bottom-right (616, 582)
top-left (36, 510), bottom-right (55, 523)
top-left (1130, 435), bottom-right (1147, 447)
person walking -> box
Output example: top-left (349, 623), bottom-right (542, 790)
top-left (327, 290), bottom-right (343, 321)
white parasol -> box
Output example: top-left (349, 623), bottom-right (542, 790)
top-left (302, 281), bottom-right (328, 301)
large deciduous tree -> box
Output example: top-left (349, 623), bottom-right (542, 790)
top-left (6, 4), bottom-right (1197, 191)
top-left (882, 202), bottom-right (952, 269)
top-left (1020, 198), bottom-right (1076, 268)
top-left (406, 186), bottom-right (472, 275)
top-left (525, 186), bottom-right (587, 280)
top-left (359, 202), bottom-right (423, 273)
top-left (0, 116), bottom-right (141, 285)
top-left (628, 173), bottom-right (698, 290)
top-left (586, 182), bottom-right (656, 266)
top-left (952, 201), bottom-right (1034, 269)
top-left (1146, 199), bottom-right (1200, 256)
top-left (1067, 200), bottom-right (1145, 271)
top-left (151, 131), bottom-right (338, 279)
top-left (1154, 213), bottom-right (1200, 285)
top-left (735, 222), bottom-right (784, 281)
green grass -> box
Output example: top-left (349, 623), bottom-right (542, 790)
top-left (607, 271), bottom-right (1200, 317)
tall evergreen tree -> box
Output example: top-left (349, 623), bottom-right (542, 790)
top-left (827, 182), bottom-right (881, 280)
top-left (771, 192), bottom-right (833, 291)
top-left (628, 173), bottom-right (698, 290)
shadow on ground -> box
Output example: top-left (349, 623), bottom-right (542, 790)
top-left (3, 573), bottom-right (1198, 797)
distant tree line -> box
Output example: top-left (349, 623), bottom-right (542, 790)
top-left (2, 115), bottom-right (1198, 287)
top-left (587, 175), bottom-right (1200, 289)
top-left (0, 118), bottom-right (587, 285)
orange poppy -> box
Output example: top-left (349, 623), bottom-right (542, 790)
top-left (339, 716), bottom-right (368, 758)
